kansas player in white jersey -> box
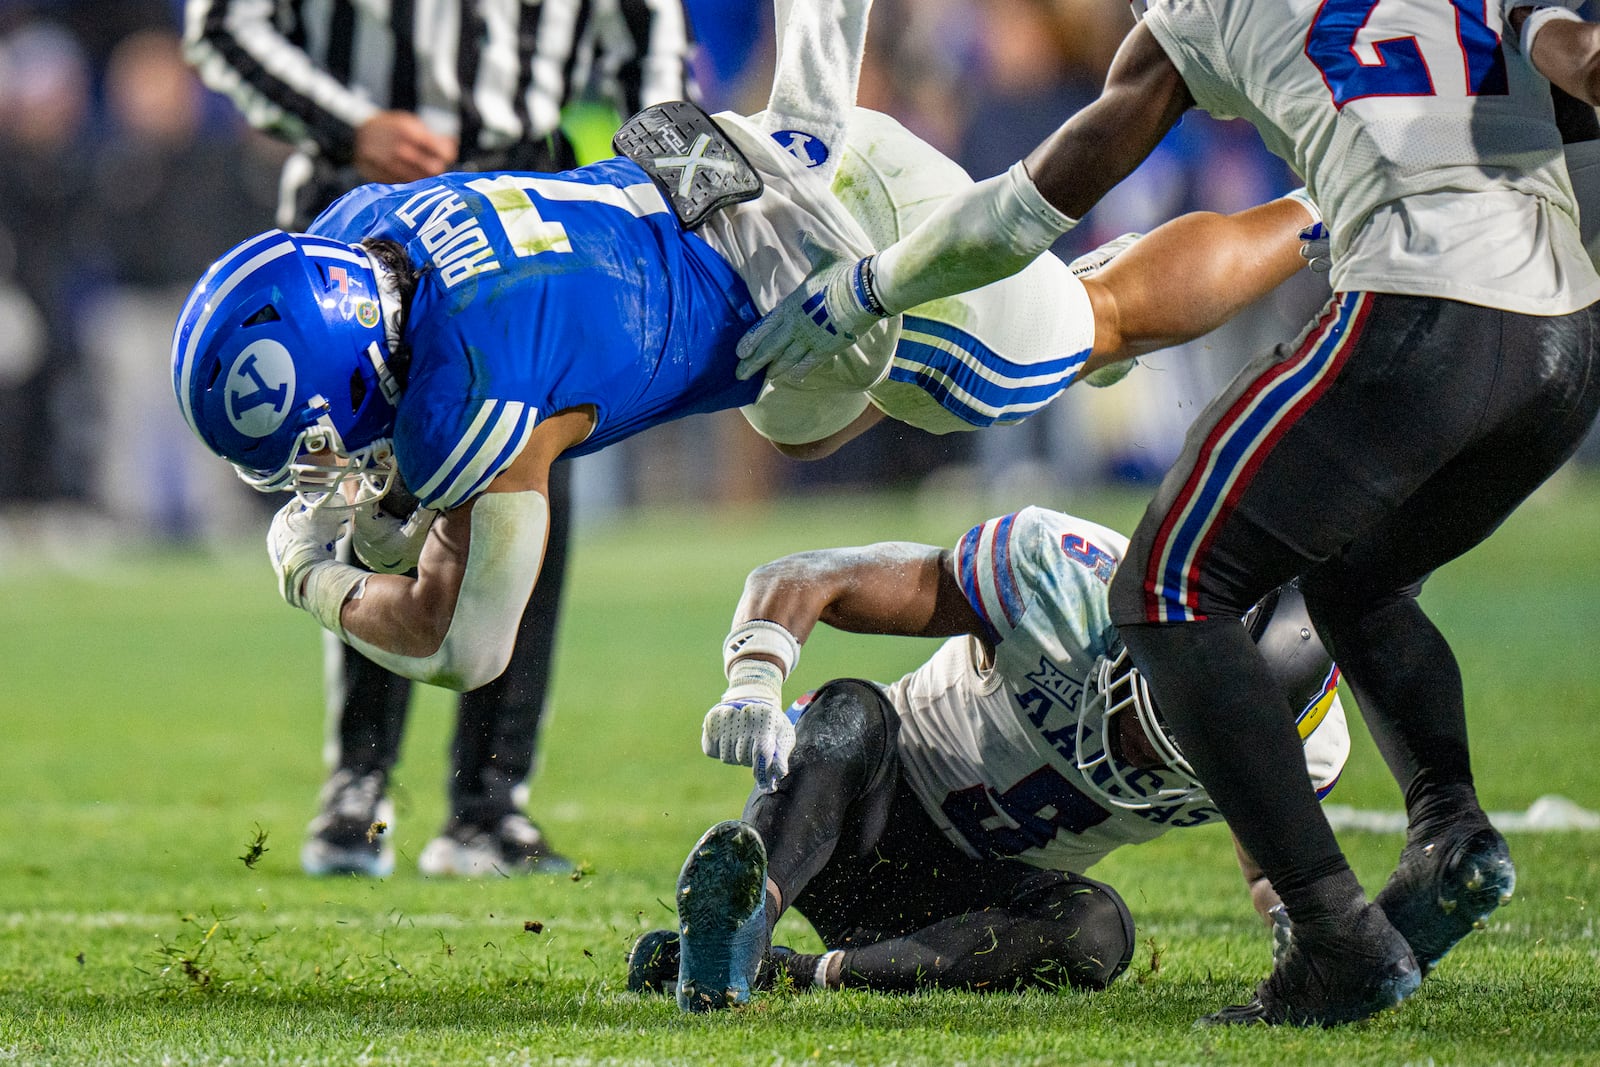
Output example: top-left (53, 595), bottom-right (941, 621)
top-left (743, 0), bottom-right (1600, 1028)
top-left (627, 508), bottom-right (1348, 1010)
top-left (171, 0), bottom-right (1329, 700)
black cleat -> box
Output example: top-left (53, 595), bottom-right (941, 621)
top-left (1202, 903), bottom-right (1421, 1027)
top-left (627, 929), bottom-right (680, 995)
top-left (1375, 820), bottom-right (1515, 976)
top-left (300, 768), bottom-right (394, 877)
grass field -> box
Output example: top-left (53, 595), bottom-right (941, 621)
top-left (2, 468), bottom-right (1599, 1065)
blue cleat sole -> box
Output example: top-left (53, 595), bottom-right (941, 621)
top-left (675, 820), bottom-right (768, 1013)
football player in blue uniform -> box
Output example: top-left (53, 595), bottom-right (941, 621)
top-left (171, 0), bottom-right (1324, 698)
top-left (629, 509), bottom-right (1348, 1011)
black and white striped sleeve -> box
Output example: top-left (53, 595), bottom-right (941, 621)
top-left (183, 0), bottom-right (379, 162)
top-left (589, 0), bottom-right (695, 116)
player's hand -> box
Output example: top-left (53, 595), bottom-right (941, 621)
top-left (352, 501), bottom-right (437, 574)
top-left (701, 697), bottom-right (796, 793)
top-left (736, 237), bottom-right (888, 383)
top-left (354, 110), bottom-right (458, 184)
top-left (268, 499), bottom-right (350, 609)
top-left (1298, 222), bottom-right (1331, 274)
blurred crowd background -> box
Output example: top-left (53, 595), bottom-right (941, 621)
top-left (0, 0), bottom-right (1592, 546)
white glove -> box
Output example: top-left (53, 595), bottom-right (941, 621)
top-left (702, 634), bottom-right (799, 792)
top-left (1269, 903), bottom-right (1294, 967)
top-left (702, 694), bottom-right (797, 793)
top-left (267, 499), bottom-right (365, 634)
top-left (352, 501), bottom-right (437, 574)
top-left (268, 499), bottom-right (349, 607)
top-left (735, 236), bottom-right (888, 384)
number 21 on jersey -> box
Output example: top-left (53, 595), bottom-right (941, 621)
top-left (1306, 0), bottom-right (1507, 107)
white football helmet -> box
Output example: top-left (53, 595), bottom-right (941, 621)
top-left (1075, 580), bottom-right (1341, 811)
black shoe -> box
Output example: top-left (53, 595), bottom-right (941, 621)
top-left (626, 930), bottom-right (800, 996)
top-left (300, 769), bottom-right (394, 877)
top-left (1202, 903), bottom-right (1421, 1027)
top-left (1375, 818), bottom-right (1515, 976)
top-left (418, 812), bottom-right (573, 877)
top-left (627, 929), bottom-right (680, 995)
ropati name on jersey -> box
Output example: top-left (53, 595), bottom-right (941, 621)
top-left (396, 187), bottom-right (501, 288)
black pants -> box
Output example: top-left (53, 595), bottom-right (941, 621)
top-left (744, 679), bottom-right (1135, 992)
top-left (1107, 292), bottom-right (1600, 912)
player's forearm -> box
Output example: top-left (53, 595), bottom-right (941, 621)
top-left (1025, 24), bottom-right (1191, 219)
top-left (1234, 838), bottom-right (1284, 924)
top-left (341, 492), bottom-right (549, 691)
top-left (1520, 10), bottom-right (1600, 106)
top-left (1084, 197), bottom-right (1311, 364)
top-left (736, 544), bottom-right (954, 643)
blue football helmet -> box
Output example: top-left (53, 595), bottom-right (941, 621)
top-left (172, 229), bottom-right (402, 509)
top-left (1075, 580), bottom-right (1341, 810)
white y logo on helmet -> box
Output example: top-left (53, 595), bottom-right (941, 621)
top-left (226, 338), bottom-right (296, 438)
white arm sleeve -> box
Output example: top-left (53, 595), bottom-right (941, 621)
top-left (346, 491), bottom-right (549, 692)
top-left (871, 162), bottom-right (1078, 315)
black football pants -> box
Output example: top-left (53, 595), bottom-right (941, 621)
top-left (1107, 292), bottom-right (1600, 918)
top-left (744, 679), bottom-right (1135, 991)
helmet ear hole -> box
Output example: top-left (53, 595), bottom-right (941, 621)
top-left (203, 359), bottom-right (223, 390)
top-left (241, 304), bottom-right (281, 327)
top-left (348, 367), bottom-right (368, 412)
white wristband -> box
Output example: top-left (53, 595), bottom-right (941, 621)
top-left (1522, 5), bottom-right (1585, 57)
top-left (723, 619), bottom-right (802, 679)
top-left (300, 560), bottom-right (369, 638)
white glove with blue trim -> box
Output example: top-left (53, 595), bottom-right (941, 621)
top-left (701, 619), bottom-right (804, 792)
top-left (736, 235), bottom-right (888, 384)
top-left (268, 498), bottom-right (365, 636)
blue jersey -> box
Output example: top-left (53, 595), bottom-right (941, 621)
top-left (309, 159), bottom-right (761, 510)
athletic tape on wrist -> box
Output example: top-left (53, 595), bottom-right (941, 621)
top-left (724, 619), bottom-right (802, 678)
top-left (1522, 5), bottom-right (1584, 56)
top-left (722, 657), bottom-right (786, 704)
top-left (814, 950), bottom-right (841, 989)
top-left (300, 560), bottom-right (369, 638)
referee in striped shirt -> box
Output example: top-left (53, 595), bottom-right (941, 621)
top-left (185, 0), bottom-right (694, 879)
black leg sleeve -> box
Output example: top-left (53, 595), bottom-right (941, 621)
top-left (449, 461), bottom-right (572, 822)
top-left (741, 678), bottom-right (900, 934)
top-left (1299, 577), bottom-right (1477, 829)
top-left (1117, 618), bottom-right (1364, 923)
top-left (833, 871), bottom-right (1135, 993)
